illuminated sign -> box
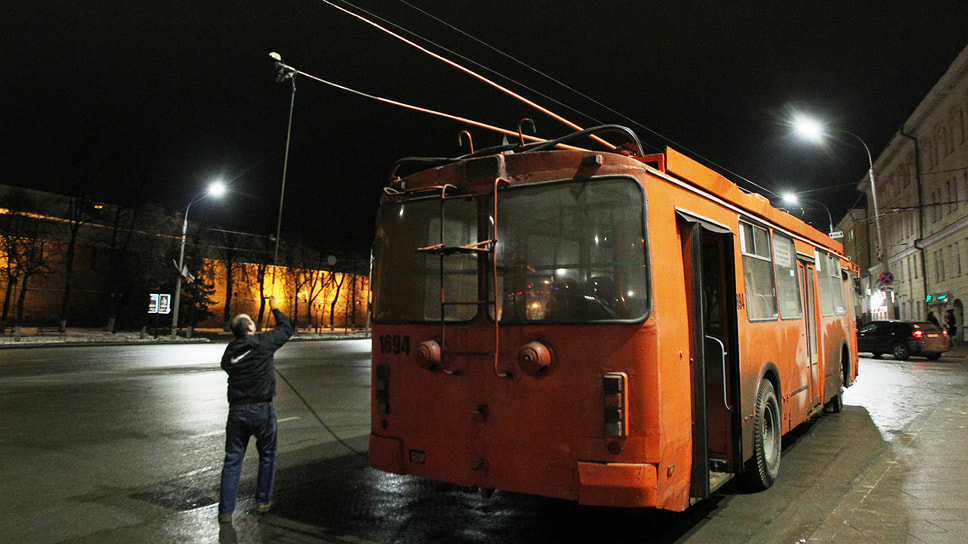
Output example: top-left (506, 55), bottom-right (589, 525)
top-left (148, 293), bottom-right (171, 314)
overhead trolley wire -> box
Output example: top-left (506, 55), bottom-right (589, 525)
top-left (320, 1), bottom-right (784, 195)
top-left (321, 0), bottom-right (615, 149)
top-left (372, 0), bottom-right (779, 197)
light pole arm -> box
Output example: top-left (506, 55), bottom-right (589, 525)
top-left (834, 129), bottom-right (891, 317)
top-left (782, 195), bottom-right (834, 234)
top-left (815, 200), bottom-right (834, 234)
top-left (835, 129), bottom-right (884, 258)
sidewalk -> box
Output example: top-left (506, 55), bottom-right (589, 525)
top-left (0, 326), bottom-right (370, 347)
top-left (808, 343), bottom-right (968, 543)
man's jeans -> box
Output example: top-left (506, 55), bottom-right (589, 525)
top-left (219, 402), bottom-right (277, 516)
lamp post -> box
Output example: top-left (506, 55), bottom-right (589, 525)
top-left (780, 192), bottom-right (834, 234)
top-left (171, 181), bottom-right (226, 338)
top-left (270, 52), bottom-right (297, 272)
top-left (793, 116), bottom-right (883, 258)
top-left (794, 114), bottom-right (891, 318)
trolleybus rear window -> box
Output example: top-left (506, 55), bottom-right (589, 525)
top-left (371, 177), bottom-right (649, 324)
top-left (491, 178), bottom-right (649, 323)
top-left (372, 196), bottom-right (479, 322)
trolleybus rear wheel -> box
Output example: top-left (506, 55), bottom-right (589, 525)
top-left (748, 379), bottom-right (781, 490)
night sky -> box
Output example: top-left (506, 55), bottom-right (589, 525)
top-left (3, 2), bottom-right (967, 250)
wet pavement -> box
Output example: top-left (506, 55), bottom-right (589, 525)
top-left (2, 337), bottom-right (968, 543)
top-left (808, 353), bottom-right (968, 543)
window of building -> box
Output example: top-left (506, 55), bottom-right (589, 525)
top-left (956, 241), bottom-right (963, 278)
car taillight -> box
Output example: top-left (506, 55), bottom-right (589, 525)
top-left (912, 330), bottom-right (923, 339)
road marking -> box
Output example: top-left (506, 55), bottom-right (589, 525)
top-left (278, 416), bottom-right (300, 423)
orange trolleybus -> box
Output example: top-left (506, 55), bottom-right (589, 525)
top-left (368, 125), bottom-right (858, 511)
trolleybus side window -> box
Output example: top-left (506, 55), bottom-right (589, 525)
top-left (818, 251), bottom-right (847, 316)
top-left (740, 221), bottom-right (778, 321)
top-left (773, 233), bottom-right (803, 319)
top-left (491, 178), bottom-right (649, 324)
top-left (372, 197), bottom-right (479, 322)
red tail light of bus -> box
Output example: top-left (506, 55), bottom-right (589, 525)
top-left (416, 339), bottom-right (442, 369)
top-left (603, 373), bottom-right (629, 437)
top-left (376, 364), bottom-right (390, 414)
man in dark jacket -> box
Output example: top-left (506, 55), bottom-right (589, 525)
top-left (218, 297), bottom-right (294, 523)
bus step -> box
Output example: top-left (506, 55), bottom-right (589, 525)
top-left (709, 470), bottom-right (733, 493)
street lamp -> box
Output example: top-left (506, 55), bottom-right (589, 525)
top-left (792, 115), bottom-right (883, 259)
top-left (270, 52), bottom-right (297, 272)
top-left (780, 192), bottom-right (834, 235)
top-left (171, 181), bottom-right (227, 338)
top-left (793, 114), bottom-right (891, 317)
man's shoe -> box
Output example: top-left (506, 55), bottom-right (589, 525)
top-left (218, 514), bottom-right (233, 524)
top-left (256, 502), bottom-right (271, 514)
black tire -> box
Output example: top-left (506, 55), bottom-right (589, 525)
top-left (891, 343), bottom-right (910, 360)
top-left (747, 379), bottom-right (781, 490)
top-left (826, 352), bottom-right (846, 413)
top-left (826, 390), bottom-right (843, 413)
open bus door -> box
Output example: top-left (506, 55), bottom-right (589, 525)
top-left (678, 212), bottom-right (742, 502)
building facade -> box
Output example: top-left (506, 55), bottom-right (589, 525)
top-left (848, 43), bottom-right (968, 337)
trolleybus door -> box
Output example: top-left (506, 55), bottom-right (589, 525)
top-left (679, 215), bottom-right (741, 500)
top-left (800, 261), bottom-right (822, 409)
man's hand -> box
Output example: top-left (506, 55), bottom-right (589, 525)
top-left (267, 296), bottom-right (276, 310)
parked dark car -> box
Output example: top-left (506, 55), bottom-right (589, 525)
top-left (856, 320), bottom-right (948, 360)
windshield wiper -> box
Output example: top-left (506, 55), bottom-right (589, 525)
top-left (416, 239), bottom-right (494, 255)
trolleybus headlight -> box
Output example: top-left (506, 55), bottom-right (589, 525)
top-left (416, 339), bottom-right (442, 370)
top-left (517, 341), bottom-right (554, 376)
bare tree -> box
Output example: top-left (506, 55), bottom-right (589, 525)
top-left (210, 229), bottom-right (248, 330)
top-left (292, 246), bottom-right (328, 328)
top-left (282, 245), bottom-right (312, 330)
top-left (14, 238), bottom-right (52, 326)
top-left (58, 122), bottom-right (123, 331)
top-left (328, 270), bottom-right (346, 330)
top-left (0, 190), bottom-right (52, 327)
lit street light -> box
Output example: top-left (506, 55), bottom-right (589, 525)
top-left (793, 114), bottom-right (892, 318)
top-left (780, 192), bottom-right (835, 235)
top-left (171, 181), bottom-right (227, 338)
top-left (792, 114), bottom-right (883, 258)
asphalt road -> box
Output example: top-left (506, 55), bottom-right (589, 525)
top-left (1, 341), bottom-right (965, 543)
